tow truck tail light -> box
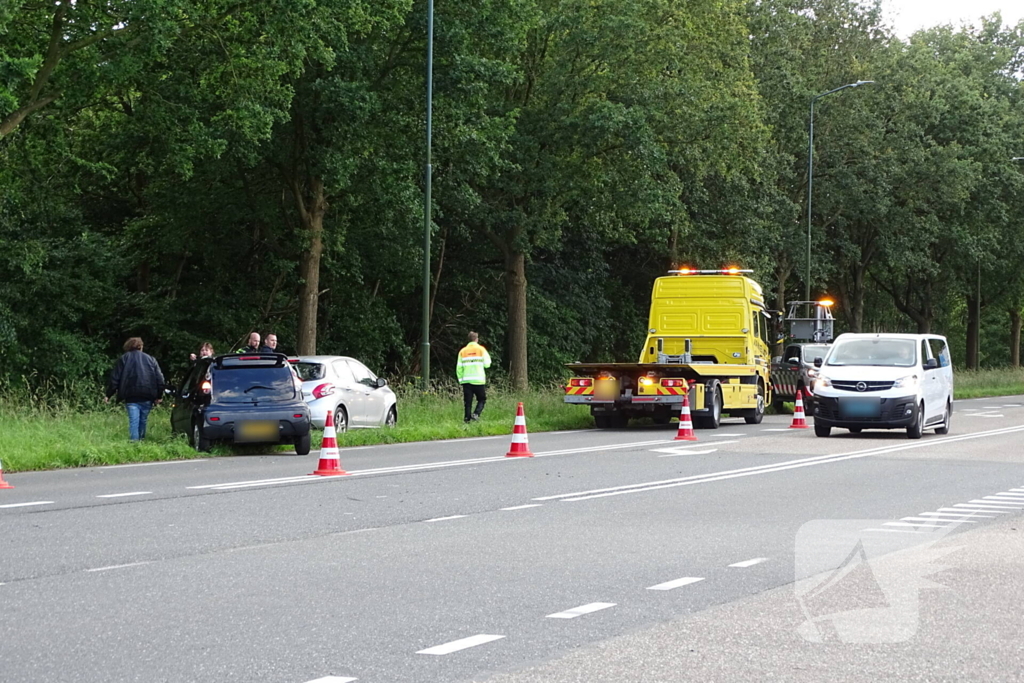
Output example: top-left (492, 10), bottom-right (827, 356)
top-left (569, 378), bottom-right (593, 387)
top-left (661, 379), bottom-right (685, 387)
top-left (312, 383), bottom-right (335, 399)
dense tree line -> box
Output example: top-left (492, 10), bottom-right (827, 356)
top-left (1, 0), bottom-right (1023, 390)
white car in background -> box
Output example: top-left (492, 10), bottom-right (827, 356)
top-left (289, 355), bottom-right (398, 432)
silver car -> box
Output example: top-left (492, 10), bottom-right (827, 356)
top-left (289, 355), bottom-right (398, 431)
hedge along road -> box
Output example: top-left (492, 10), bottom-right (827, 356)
top-left (2, 397), bottom-right (1024, 682)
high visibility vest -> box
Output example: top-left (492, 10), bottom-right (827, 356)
top-left (456, 342), bottom-right (492, 385)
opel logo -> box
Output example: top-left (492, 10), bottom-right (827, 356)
top-left (856, 381), bottom-right (867, 392)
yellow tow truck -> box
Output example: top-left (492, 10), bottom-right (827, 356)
top-left (565, 268), bottom-right (773, 429)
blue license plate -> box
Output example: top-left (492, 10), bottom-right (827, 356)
top-left (840, 398), bottom-right (881, 418)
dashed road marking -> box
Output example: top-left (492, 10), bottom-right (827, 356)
top-left (97, 492), bottom-right (152, 498)
top-left (546, 602), bottom-right (616, 619)
top-left (943, 506), bottom-right (1008, 514)
top-left (647, 576), bottom-right (704, 591)
top-left (500, 504), bottom-right (542, 511)
top-left (423, 515), bottom-right (466, 523)
top-left (863, 528), bottom-right (923, 534)
top-left (655, 447), bottom-right (720, 457)
top-left (304, 677), bottom-right (357, 683)
top-left (902, 516), bottom-right (975, 524)
top-left (87, 562), bottom-right (150, 573)
top-left (417, 634), bottom-right (505, 655)
top-left (728, 558), bottom-right (767, 568)
top-left (0, 501), bottom-right (54, 509)
top-left (918, 511), bottom-right (993, 519)
top-left (883, 521), bottom-right (949, 528)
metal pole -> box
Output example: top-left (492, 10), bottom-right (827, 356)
top-left (806, 98), bottom-right (815, 304)
top-left (420, 0), bottom-right (434, 392)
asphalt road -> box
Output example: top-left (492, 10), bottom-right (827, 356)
top-left (2, 396), bottom-right (1023, 682)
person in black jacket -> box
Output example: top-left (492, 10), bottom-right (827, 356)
top-left (238, 332), bottom-right (261, 354)
top-left (105, 337), bottom-right (166, 442)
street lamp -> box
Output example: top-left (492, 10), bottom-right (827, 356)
top-left (420, 0), bottom-right (435, 392)
top-left (805, 80), bottom-right (874, 302)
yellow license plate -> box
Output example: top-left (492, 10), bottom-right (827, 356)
top-left (236, 420), bottom-right (279, 442)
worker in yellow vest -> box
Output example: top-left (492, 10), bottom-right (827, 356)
top-left (457, 331), bottom-right (492, 423)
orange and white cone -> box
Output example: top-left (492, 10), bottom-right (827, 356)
top-left (312, 409), bottom-right (349, 476)
top-left (790, 389), bottom-right (810, 429)
top-left (674, 393), bottom-right (698, 441)
top-left (506, 402), bottom-right (535, 457)
top-left (0, 459), bottom-right (13, 489)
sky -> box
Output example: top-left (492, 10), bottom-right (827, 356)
top-left (884, 0), bottom-right (1024, 37)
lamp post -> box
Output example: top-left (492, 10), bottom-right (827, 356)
top-left (805, 80), bottom-right (874, 302)
top-left (420, 0), bottom-right (434, 392)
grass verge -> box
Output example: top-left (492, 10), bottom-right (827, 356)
top-left (0, 386), bottom-right (592, 473)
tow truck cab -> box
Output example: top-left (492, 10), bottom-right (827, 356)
top-left (565, 269), bottom-right (774, 429)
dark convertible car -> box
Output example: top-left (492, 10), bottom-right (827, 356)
top-left (170, 354), bottom-right (312, 454)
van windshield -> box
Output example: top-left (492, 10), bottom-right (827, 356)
top-left (826, 339), bottom-right (917, 368)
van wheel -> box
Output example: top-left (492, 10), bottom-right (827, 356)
top-left (295, 433), bottom-right (311, 456)
top-left (935, 402), bottom-right (951, 435)
top-left (814, 423), bottom-right (831, 437)
top-left (907, 402), bottom-right (924, 439)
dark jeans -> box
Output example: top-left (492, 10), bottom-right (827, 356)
top-left (126, 401), bottom-right (154, 441)
top-left (462, 384), bottom-right (487, 421)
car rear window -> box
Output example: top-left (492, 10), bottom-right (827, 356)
top-left (213, 367), bottom-right (297, 403)
top-left (293, 362), bottom-right (326, 381)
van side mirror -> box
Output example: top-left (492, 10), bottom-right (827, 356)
top-left (924, 358), bottom-right (938, 370)
top-left (813, 358), bottom-right (823, 367)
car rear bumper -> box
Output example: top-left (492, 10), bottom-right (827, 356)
top-left (812, 394), bottom-right (918, 429)
top-left (202, 406), bottom-right (311, 443)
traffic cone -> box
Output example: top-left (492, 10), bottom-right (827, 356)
top-left (0, 459), bottom-right (13, 489)
top-left (790, 389), bottom-right (810, 429)
top-left (674, 393), bottom-right (698, 441)
top-left (311, 409), bottom-right (349, 476)
top-left (506, 402), bottom-right (535, 457)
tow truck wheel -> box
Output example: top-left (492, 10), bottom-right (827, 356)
top-left (744, 382), bottom-right (766, 424)
top-left (695, 384), bottom-right (722, 430)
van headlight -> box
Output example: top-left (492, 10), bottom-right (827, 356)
top-left (814, 376), bottom-right (832, 391)
top-left (893, 375), bottom-right (918, 389)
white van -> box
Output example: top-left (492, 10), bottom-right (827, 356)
top-left (810, 333), bottom-right (954, 439)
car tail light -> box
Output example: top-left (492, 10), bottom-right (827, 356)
top-left (662, 379), bottom-right (684, 387)
top-left (209, 416), bottom-right (220, 421)
top-left (293, 414), bottom-right (304, 419)
top-left (312, 383), bottom-right (335, 399)
top-left (201, 380), bottom-right (212, 394)
top-left (569, 378), bottom-right (593, 387)
top-left (239, 356), bottom-right (260, 360)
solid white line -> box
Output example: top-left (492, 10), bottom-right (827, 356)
top-left (883, 521), bottom-right (950, 528)
top-left (417, 634), bottom-right (505, 655)
top-left (647, 576), bottom-right (704, 591)
top-left (728, 558), bottom-right (767, 568)
top-left (500, 504), bottom-right (542, 511)
top-left (0, 501), bottom-right (54, 509)
top-left (101, 460), bottom-right (206, 469)
top-left (304, 677), bottom-right (357, 683)
top-left (96, 492), bottom-right (152, 498)
top-left (536, 424), bottom-right (1024, 503)
top-left (920, 511), bottom-right (994, 519)
top-left (423, 515), bottom-right (466, 523)
top-left (546, 602), bottom-right (616, 619)
top-left (902, 516), bottom-right (975, 524)
top-left (87, 562), bottom-right (150, 572)
top-left (941, 506), bottom-right (1008, 514)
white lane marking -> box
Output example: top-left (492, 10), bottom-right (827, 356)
top-left (902, 517), bottom-right (976, 524)
top-left (920, 511), bottom-right (994, 519)
top-left (863, 528), bottom-right (924, 534)
top-left (100, 460), bottom-right (207, 469)
top-left (417, 634), bottom-right (505, 655)
top-left (883, 521), bottom-right (950, 528)
top-left (189, 439), bottom-right (677, 491)
top-left (87, 562), bottom-right (150, 572)
top-left (0, 501), bottom-right (54, 509)
top-left (729, 558), bottom-right (767, 568)
top-left (987, 494), bottom-right (1024, 500)
top-left (546, 602), bottom-right (616, 619)
top-left (304, 677), bottom-right (357, 683)
top-left (1003, 404), bottom-right (1023, 407)
top-left (761, 428), bottom-right (794, 432)
top-left (96, 492), bottom-right (152, 498)
top-left (656, 448), bottom-right (719, 457)
top-left (500, 504), bottom-right (542, 511)
top-left (536, 424), bottom-right (1024, 503)
top-left (944, 506), bottom-right (1008, 514)
top-left (423, 515), bottom-right (466, 523)
top-left (1007, 488), bottom-right (1024, 493)
top-left (707, 433), bottom-right (747, 438)
top-left (969, 499), bottom-right (1023, 508)
top-left (955, 503), bottom-right (1022, 511)
top-left (654, 440), bottom-right (738, 454)
top-left (647, 576), bottom-right (704, 591)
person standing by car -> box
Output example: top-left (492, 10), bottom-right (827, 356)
top-left (104, 337), bottom-right (166, 442)
top-left (238, 332), bottom-right (261, 354)
top-left (260, 332), bottom-right (280, 354)
top-left (189, 342), bottom-right (215, 362)
top-left (457, 331), bottom-right (492, 423)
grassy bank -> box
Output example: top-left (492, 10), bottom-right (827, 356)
top-left (0, 384), bottom-right (592, 473)
top-left (952, 367), bottom-right (1024, 399)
